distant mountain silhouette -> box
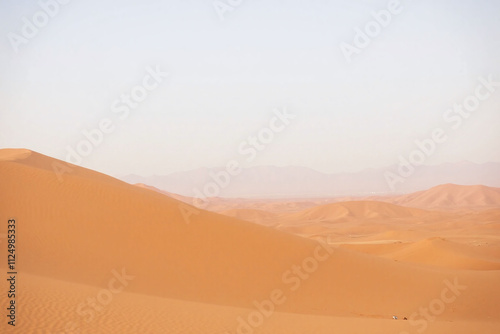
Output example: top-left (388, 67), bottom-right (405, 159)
top-left (120, 162), bottom-right (500, 198)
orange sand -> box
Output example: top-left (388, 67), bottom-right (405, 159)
top-left (1, 149), bottom-right (499, 333)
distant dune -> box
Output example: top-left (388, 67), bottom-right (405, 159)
top-left (285, 201), bottom-right (431, 223)
top-left (391, 183), bottom-right (500, 210)
top-left (1, 149), bottom-right (500, 333)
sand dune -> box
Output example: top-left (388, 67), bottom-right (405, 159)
top-left (218, 208), bottom-right (281, 226)
top-left (284, 201), bottom-right (433, 222)
top-left (8, 272), bottom-right (500, 334)
top-left (391, 183), bottom-right (500, 210)
top-left (234, 201), bottom-right (446, 240)
top-left (1, 149), bottom-right (500, 333)
top-left (341, 237), bottom-right (500, 270)
top-left (388, 237), bottom-right (500, 270)
top-left (213, 196), bottom-right (500, 246)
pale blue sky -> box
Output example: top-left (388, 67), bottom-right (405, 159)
top-left (1, 0), bottom-right (499, 176)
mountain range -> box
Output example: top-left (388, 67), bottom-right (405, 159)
top-left (121, 162), bottom-right (500, 198)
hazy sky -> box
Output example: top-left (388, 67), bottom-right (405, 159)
top-left (1, 0), bottom-right (499, 177)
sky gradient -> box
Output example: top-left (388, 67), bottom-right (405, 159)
top-left (1, 0), bottom-right (499, 177)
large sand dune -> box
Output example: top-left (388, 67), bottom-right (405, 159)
top-left (1, 149), bottom-right (500, 333)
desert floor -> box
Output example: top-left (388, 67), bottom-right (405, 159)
top-left (1, 149), bottom-right (499, 333)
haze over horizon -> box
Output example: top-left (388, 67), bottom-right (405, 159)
top-left (1, 0), bottom-right (500, 178)
top-left (120, 160), bottom-right (496, 178)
